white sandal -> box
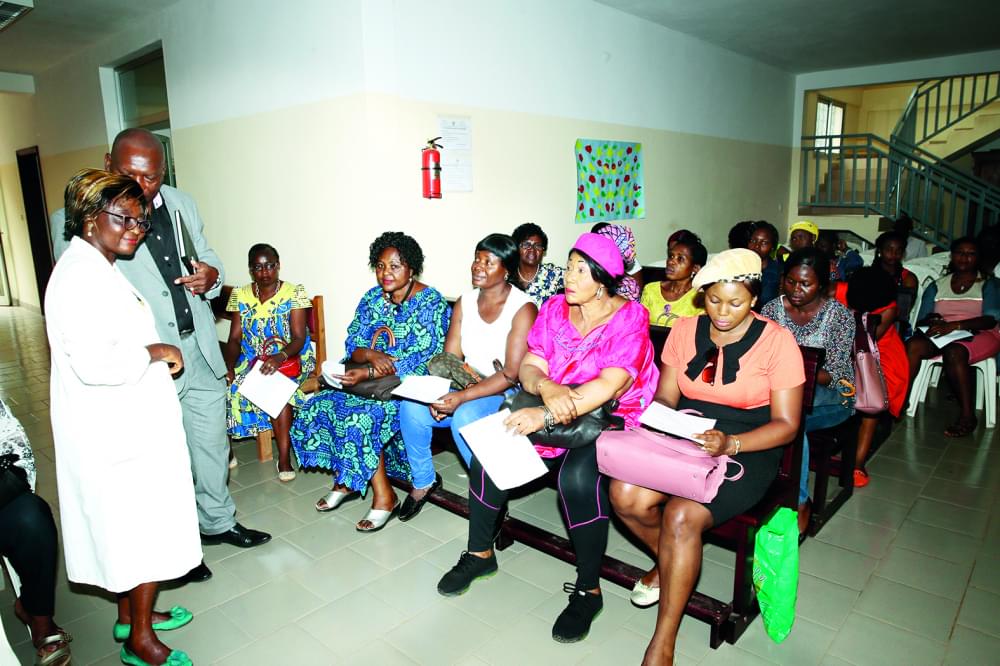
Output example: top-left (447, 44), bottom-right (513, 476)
top-left (630, 579), bottom-right (660, 607)
top-left (356, 501), bottom-right (399, 533)
top-left (275, 461), bottom-right (296, 483)
top-left (314, 488), bottom-right (360, 512)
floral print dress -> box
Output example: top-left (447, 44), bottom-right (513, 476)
top-left (290, 286), bottom-right (449, 491)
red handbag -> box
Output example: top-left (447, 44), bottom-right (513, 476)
top-left (255, 336), bottom-right (301, 379)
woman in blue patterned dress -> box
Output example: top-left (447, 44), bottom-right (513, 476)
top-left (224, 243), bottom-right (315, 482)
top-left (291, 232), bottom-right (449, 532)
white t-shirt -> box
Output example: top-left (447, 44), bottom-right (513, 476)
top-left (460, 286), bottom-right (533, 375)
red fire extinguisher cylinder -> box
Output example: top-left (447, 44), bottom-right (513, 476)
top-left (421, 137), bottom-right (442, 199)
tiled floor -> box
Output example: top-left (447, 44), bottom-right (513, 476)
top-left (2, 304), bottom-right (1000, 665)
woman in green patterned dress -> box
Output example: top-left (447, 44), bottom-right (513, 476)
top-left (291, 232), bottom-right (450, 532)
top-left (224, 243), bottom-right (315, 482)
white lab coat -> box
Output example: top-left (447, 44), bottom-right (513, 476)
top-left (45, 238), bottom-right (201, 592)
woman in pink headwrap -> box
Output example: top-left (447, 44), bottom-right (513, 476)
top-left (593, 223), bottom-right (642, 300)
top-left (436, 232), bottom-right (659, 645)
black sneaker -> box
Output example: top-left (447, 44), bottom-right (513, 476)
top-left (552, 583), bottom-right (603, 643)
top-left (437, 551), bottom-right (498, 596)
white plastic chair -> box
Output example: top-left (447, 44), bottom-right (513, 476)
top-left (906, 356), bottom-right (997, 428)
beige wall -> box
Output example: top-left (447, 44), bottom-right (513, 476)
top-left (0, 92), bottom-right (40, 309)
top-left (172, 93), bottom-right (792, 344)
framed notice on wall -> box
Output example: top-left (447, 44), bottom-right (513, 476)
top-left (438, 116), bottom-right (473, 192)
top-left (575, 138), bottom-right (644, 223)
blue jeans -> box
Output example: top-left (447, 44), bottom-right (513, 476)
top-left (802, 403), bottom-right (853, 504)
top-left (398, 393), bottom-right (507, 489)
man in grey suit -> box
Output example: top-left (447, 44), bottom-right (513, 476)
top-left (51, 129), bottom-right (270, 582)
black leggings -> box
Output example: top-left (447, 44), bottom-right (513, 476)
top-left (468, 444), bottom-right (609, 589)
top-left (0, 492), bottom-right (58, 616)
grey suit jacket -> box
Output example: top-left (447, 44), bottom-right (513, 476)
top-left (50, 185), bottom-right (227, 388)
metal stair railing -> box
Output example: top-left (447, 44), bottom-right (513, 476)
top-left (800, 133), bottom-right (1000, 248)
top-left (893, 72), bottom-right (1000, 146)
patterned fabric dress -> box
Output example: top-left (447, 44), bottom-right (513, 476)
top-left (227, 282), bottom-right (316, 438)
top-left (523, 263), bottom-right (565, 306)
top-left (290, 286), bottom-right (450, 491)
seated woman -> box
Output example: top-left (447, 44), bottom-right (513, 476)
top-left (762, 248), bottom-right (854, 530)
top-left (640, 236), bottom-right (707, 327)
top-left (512, 222), bottom-right (564, 306)
top-left (224, 243), bottom-right (315, 482)
top-left (873, 231), bottom-right (919, 339)
top-left (817, 230), bottom-right (863, 281)
top-left (436, 233), bottom-right (658, 644)
top-left (728, 220), bottom-right (754, 250)
top-left (292, 232), bottom-right (449, 531)
top-left (593, 223), bottom-right (642, 299)
top-left (398, 234), bottom-right (537, 521)
top-left (835, 267), bottom-right (909, 487)
top-left (906, 237), bottom-right (1000, 437)
top-left (610, 249), bottom-right (804, 666)
top-left (747, 220), bottom-right (783, 307)
top-left (1, 398), bottom-right (70, 666)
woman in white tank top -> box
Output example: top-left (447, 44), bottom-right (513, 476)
top-left (398, 234), bottom-right (538, 521)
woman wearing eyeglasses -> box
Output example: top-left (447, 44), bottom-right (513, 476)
top-left (609, 249), bottom-right (804, 666)
top-left (512, 222), bottom-right (565, 306)
top-left (46, 169), bottom-right (200, 666)
top-left (223, 243), bottom-right (315, 482)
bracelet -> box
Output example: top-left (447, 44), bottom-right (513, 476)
top-left (542, 406), bottom-right (557, 430)
top-left (367, 364), bottom-right (375, 380)
top-left (537, 377), bottom-right (551, 392)
top-left (731, 435), bottom-right (742, 455)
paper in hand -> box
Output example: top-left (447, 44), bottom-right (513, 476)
top-left (917, 325), bottom-right (973, 349)
top-left (236, 363), bottom-right (298, 418)
top-left (639, 402), bottom-right (717, 442)
top-left (321, 360), bottom-right (346, 389)
top-left (458, 409), bottom-right (548, 490)
top-left (391, 375), bottom-right (452, 403)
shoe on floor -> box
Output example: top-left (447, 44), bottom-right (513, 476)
top-left (200, 523), bottom-right (271, 548)
top-left (399, 474), bottom-right (441, 522)
top-left (120, 645), bottom-right (192, 666)
top-left (356, 501), bottom-right (399, 533)
top-left (178, 561), bottom-right (212, 584)
top-left (629, 579), bottom-right (659, 607)
top-left (853, 468), bottom-right (870, 487)
top-left (437, 551), bottom-right (498, 596)
top-left (552, 583), bottom-right (603, 643)
top-left (113, 606), bottom-right (193, 641)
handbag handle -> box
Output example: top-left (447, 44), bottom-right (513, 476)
top-left (723, 460), bottom-right (745, 481)
top-left (370, 325), bottom-right (396, 349)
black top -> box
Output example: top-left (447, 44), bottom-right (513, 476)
top-left (145, 203), bottom-right (194, 334)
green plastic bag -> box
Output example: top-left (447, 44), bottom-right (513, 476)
top-left (752, 506), bottom-right (798, 643)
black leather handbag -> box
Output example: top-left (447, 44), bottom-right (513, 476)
top-left (339, 325), bottom-right (403, 400)
top-left (500, 389), bottom-right (623, 449)
top-left (0, 454), bottom-right (30, 510)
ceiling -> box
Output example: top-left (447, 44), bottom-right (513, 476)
top-left (596, 0), bottom-right (1000, 73)
top-left (2, 0), bottom-right (998, 77)
top-left (0, 0), bottom-right (179, 75)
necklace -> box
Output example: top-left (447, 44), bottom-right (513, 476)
top-left (518, 264), bottom-right (539, 284)
top-left (386, 279), bottom-right (416, 309)
top-left (253, 280), bottom-right (282, 302)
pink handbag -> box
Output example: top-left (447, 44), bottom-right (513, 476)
top-left (853, 312), bottom-right (889, 415)
top-left (596, 427), bottom-right (744, 503)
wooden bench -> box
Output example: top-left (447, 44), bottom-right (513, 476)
top-left (211, 285), bottom-right (327, 461)
top-left (391, 322), bottom-right (822, 649)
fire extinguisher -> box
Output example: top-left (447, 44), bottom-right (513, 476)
top-left (421, 137), bottom-right (442, 199)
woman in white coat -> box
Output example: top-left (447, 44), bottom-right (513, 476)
top-left (46, 169), bottom-right (201, 666)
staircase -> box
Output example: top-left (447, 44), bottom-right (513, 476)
top-left (799, 71), bottom-right (1000, 248)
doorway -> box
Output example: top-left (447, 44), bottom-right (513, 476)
top-left (15, 147), bottom-right (52, 312)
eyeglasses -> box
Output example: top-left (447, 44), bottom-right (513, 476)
top-left (519, 241), bottom-right (546, 250)
top-left (250, 262), bottom-right (278, 272)
top-left (701, 347), bottom-right (719, 386)
top-left (102, 209), bottom-right (151, 232)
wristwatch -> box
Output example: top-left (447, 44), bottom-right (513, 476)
top-left (209, 273), bottom-right (223, 293)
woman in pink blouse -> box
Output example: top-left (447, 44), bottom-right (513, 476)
top-left (436, 233), bottom-right (659, 644)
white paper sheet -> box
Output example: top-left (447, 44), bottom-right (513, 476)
top-left (458, 409), bottom-right (549, 490)
top-left (639, 402), bottom-right (717, 442)
top-left (917, 325), bottom-right (974, 349)
top-left (321, 360), bottom-right (345, 389)
top-left (391, 375), bottom-right (453, 403)
top-left (236, 363), bottom-right (298, 418)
